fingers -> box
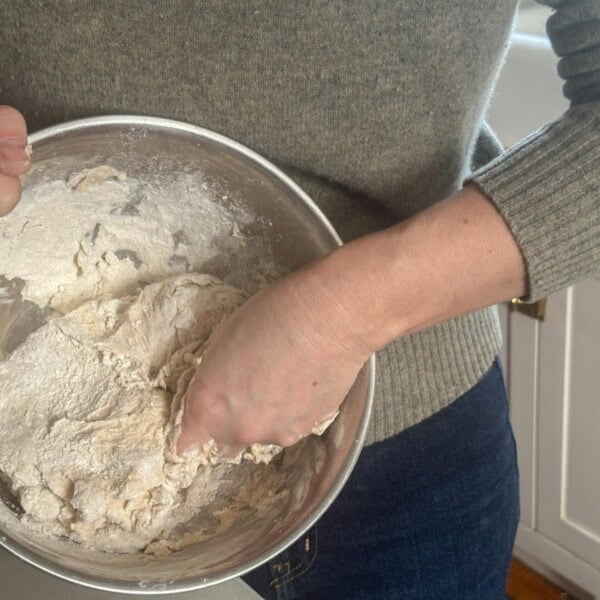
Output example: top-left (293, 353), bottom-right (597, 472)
top-left (176, 382), bottom-right (249, 459)
top-left (176, 408), bottom-right (209, 455)
top-left (0, 174), bottom-right (22, 217)
top-left (176, 414), bottom-right (243, 460)
top-left (177, 374), bottom-right (304, 456)
top-left (214, 442), bottom-right (245, 461)
top-left (0, 141), bottom-right (31, 177)
top-left (176, 381), bottom-right (219, 455)
top-left (0, 105), bottom-right (27, 143)
top-left (177, 375), bottom-right (235, 455)
top-left (0, 106), bottom-right (30, 217)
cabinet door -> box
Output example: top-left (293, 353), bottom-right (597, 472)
top-left (504, 306), bottom-right (539, 529)
top-left (537, 279), bottom-right (600, 571)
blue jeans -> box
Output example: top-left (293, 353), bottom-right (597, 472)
top-left (243, 359), bottom-right (519, 599)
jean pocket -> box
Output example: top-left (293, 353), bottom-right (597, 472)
top-left (269, 525), bottom-right (319, 594)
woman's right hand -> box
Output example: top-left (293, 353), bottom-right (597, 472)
top-left (0, 106), bottom-right (30, 216)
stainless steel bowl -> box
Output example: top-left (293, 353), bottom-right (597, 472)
top-left (0, 116), bottom-right (374, 594)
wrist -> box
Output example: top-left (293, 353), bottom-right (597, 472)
top-left (281, 259), bottom-right (376, 362)
top-left (306, 185), bottom-right (526, 353)
top-left (306, 237), bottom-right (409, 355)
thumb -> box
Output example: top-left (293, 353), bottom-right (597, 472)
top-left (176, 402), bottom-right (212, 456)
top-left (176, 392), bottom-right (245, 460)
top-left (176, 410), bottom-right (244, 461)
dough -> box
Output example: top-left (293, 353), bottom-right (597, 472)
top-left (0, 273), bottom-right (281, 553)
top-left (0, 166), bottom-right (333, 555)
top-left (0, 165), bottom-right (278, 316)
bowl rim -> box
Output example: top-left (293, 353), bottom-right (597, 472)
top-left (0, 114), bottom-right (376, 595)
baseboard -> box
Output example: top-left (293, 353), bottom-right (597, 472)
top-left (515, 524), bottom-right (599, 599)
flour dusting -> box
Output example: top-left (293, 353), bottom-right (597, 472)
top-left (0, 167), bottom-right (295, 555)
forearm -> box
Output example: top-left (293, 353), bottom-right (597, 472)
top-left (309, 184), bottom-right (527, 353)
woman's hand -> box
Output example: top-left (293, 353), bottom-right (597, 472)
top-left (177, 185), bottom-right (527, 456)
top-left (0, 106), bottom-right (30, 216)
top-left (177, 266), bottom-right (372, 455)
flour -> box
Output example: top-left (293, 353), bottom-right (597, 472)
top-left (0, 273), bottom-right (284, 553)
top-left (0, 165), bottom-right (274, 315)
top-left (0, 167), bottom-right (292, 554)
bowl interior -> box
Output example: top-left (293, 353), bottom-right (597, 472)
top-left (0, 117), bottom-right (373, 592)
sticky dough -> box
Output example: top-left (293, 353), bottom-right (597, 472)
top-left (0, 166), bottom-right (336, 554)
top-left (0, 273), bottom-right (283, 553)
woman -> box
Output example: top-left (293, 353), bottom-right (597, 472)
top-left (1, 1), bottom-right (598, 597)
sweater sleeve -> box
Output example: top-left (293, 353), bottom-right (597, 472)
top-left (466, 0), bottom-right (600, 302)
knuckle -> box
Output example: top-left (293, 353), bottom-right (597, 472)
top-left (187, 377), bottom-right (218, 406)
top-left (233, 425), bottom-right (263, 447)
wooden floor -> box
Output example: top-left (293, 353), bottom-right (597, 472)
top-left (506, 559), bottom-right (576, 599)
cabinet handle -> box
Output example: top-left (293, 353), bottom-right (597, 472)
top-left (509, 297), bottom-right (547, 321)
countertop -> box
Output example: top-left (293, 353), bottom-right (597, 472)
top-left (0, 548), bottom-right (262, 600)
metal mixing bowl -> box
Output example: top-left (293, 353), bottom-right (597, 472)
top-left (0, 116), bottom-right (374, 594)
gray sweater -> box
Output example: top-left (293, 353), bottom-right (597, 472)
top-left (2, 1), bottom-right (599, 444)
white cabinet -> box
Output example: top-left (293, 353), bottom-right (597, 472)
top-left (537, 281), bottom-right (600, 573)
top-left (489, 25), bottom-right (600, 598)
top-left (502, 283), bottom-right (600, 599)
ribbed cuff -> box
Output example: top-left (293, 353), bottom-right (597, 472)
top-left (466, 105), bottom-right (600, 302)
